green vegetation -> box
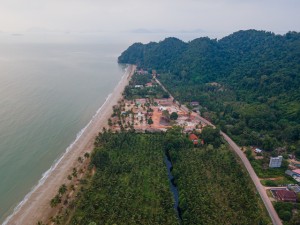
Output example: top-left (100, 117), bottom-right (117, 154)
top-left (201, 126), bottom-right (223, 148)
top-left (59, 128), bottom-right (271, 224)
top-left (244, 151), bottom-right (289, 178)
top-left (260, 176), bottom-right (297, 187)
top-left (124, 72), bottom-right (169, 99)
top-left (169, 143), bottom-right (270, 225)
top-left (274, 202), bottom-right (300, 224)
top-left (118, 30), bottom-right (300, 152)
top-left (170, 112), bottom-right (178, 120)
top-left (68, 131), bottom-right (178, 225)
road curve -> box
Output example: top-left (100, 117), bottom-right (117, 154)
top-left (155, 77), bottom-right (282, 225)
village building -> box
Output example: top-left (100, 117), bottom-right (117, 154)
top-left (285, 170), bottom-right (298, 177)
top-left (159, 106), bottom-right (167, 111)
top-left (292, 169), bottom-right (300, 176)
top-left (288, 184), bottom-right (300, 193)
top-left (272, 189), bottom-right (297, 202)
top-left (190, 101), bottom-right (200, 107)
top-left (254, 148), bottom-right (263, 153)
top-left (135, 85), bottom-right (144, 88)
top-left (287, 169), bottom-right (300, 182)
top-left (145, 82), bottom-right (153, 87)
top-left (136, 69), bottom-right (148, 75)
top-left (269, 156), bottom-right (283, 168)
top-left (189, 134), bottom-right (199, 145)
top-left (136, 112), bottom-right (143, 119)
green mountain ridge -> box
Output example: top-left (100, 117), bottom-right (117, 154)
top-left (118, 29), bottom-right (300, 150)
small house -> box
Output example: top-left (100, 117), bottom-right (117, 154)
top-left (274, 190), bottom-right (297, 202)
top-left (189, 134), bottom-right (198, 145)
top-left (137, 112), bottom-right (143, 119)
top-left (288, 184), bottom-right (300, 193)
top-left (137, 69), bottom-right (148, 75)
top-left (285, 170), bottom-right (298, 177)
top-left (254, 148), bottom-right (263, 153)
top-left (292, 169), bottom-right (300, 176)
top-left (145, 82), bottom-right (153, 87)
top-left (159, 106), bottom-right (167, 111)
top-left (135, 85), bottom-right (143, 88)
top-left (190, 101), bottom-right (200, 107)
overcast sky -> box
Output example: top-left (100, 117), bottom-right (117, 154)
top-left (0, 0), bottom-right (299, 36)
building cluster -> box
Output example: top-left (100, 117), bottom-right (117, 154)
top-left (109, 98), bottom-right (205, 134)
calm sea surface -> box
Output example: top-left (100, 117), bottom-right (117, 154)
top-left (0, 36), bottom-right (130, 222)
top-left (0, 32), bottom-right (205, 223)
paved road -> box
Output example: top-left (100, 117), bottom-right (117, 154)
top-left (221, 132), bottom-right (282, 225)
top-left (155, 77), bottom-right (282, 225)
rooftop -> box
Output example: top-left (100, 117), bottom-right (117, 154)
top-left (189, 134), bottom-right (198, 141)
top-left (292, 169), bottom-right (300, 175)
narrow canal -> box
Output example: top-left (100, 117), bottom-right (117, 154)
top-left (164, 153), bottom-right (182, 223)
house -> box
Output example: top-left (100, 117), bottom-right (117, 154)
top-left (273, 190), bottom-right (297, 202)
top-left (190, 101), bottom-right (200, 107)
top-left (159, 106), bottom-right (167, 111)
top-left (145, 82), bottom-right (153, 87)
top-left (292, 169), bottom-right (300, 176)
top-left (137, 69), bottom-right (148, 75)
top-left (288, 184), bottom-right (300, 193)
top-left (254, 148), bottom-right (263, 153)
top-left (285, 170), bottom-right (298, 177)
top-left (289, 154), bottom-right (295, 159)
top-left (189, 134), bottom-right (198, 145)
top-left (137, 112), bottom-right (143, 119)
top-left (289, 170), bottom-right (300, 182)
top-left (269, 156), bottom-right (283, 168)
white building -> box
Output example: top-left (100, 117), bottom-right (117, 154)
top-left (254, 148), bottom-right (263, 153)
top-left (269, 156), bottom-right (283, 168)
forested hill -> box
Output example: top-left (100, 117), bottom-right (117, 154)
top-left (118, 30), bottom-right (300, 151)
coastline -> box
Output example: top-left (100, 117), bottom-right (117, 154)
top-left (4, 64), bottom-right (136, 225)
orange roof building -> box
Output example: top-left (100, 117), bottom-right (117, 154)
top-left (189, 134), bottom-right (198, 145)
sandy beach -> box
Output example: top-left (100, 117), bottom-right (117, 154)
top-left (4, 65), bottom-right (136, 225)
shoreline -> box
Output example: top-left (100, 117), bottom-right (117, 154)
top-left (4, 64), bottom-right (136, 225)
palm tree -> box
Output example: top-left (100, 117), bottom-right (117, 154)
top-left (58, 184), bottom-right (67, 196)
top-left (84, 152), bottom-right (90, 159)
top-left (50, 194), bottom-right (61, 208)
top-left (72, 168), bottom-right (77, 177)
top-left (70, 184), bottom-right (75, 191)
top-left (37, 221), bottom-right (46, 225)
top-left (77, 156), bottom-right (83, 163)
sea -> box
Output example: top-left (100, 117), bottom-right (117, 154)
top-left (0, 31), bottom-right (211, 223)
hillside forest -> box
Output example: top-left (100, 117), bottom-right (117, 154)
top-left (118, 30), bottom-right (300, 153)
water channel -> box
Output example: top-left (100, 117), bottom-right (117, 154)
top-left (164, 153), bottom-right (182, 223)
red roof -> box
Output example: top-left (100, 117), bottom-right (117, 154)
top-left (275, 190), bottom-right (297, 202)
top-left (189, 134), bottom-right (198, 141)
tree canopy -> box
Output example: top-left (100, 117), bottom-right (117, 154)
top-left (119, 30), bottom-right (300, 151)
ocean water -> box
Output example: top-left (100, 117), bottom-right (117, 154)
top-left (0, 31), bottom-right (206, 223)
top-left (0, 37), bottom-right (129, 222)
